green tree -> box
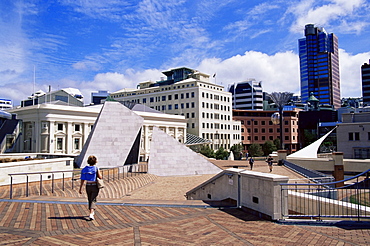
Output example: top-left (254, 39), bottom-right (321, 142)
top-left (273, 138), bottom-right (280, 150)
top-left (262, 140), bottom-right (277, 156)
top-left (248, 143), bottom-right (263, 157)
top-left (215, 147), bottom-right (229, 160)
top-left (230, 144), bottom-right (243, 160)
top-left (199, 145), bottom-right (215, 158)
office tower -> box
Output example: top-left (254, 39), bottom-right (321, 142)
top-left (110, 67), bottom-right (241, 151)
top-left (228, 79), bottom-right (263, 110)
top-left (299, 24), bottom-right (341, 108)
top-left (362, 60), bottom-right (370, 106)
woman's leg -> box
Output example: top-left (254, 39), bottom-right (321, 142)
top-left (86, 185), bottom-right (99, 219)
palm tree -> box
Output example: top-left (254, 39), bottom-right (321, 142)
top-left (268, 92), bottom-right (293, 150)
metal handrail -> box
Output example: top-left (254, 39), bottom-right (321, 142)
top-left (280, 168), bottom-right (370, 187)
top-left (8, 163), bottom-right (148, 199)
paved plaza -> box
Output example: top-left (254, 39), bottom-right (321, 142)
top-left (0, 160), bottom-right (369, 245)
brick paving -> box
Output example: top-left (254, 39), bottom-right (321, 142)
top-left (0, 161), bottom-right (369, 245)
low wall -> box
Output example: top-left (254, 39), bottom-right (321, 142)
top-left (287, 157), bottom-right (370, 173)
top-left (0, 158), bottom-right (74, 186)
top-left (186, 168), bottom-right (289, 220)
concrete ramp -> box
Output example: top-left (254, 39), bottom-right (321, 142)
top-left (148, 126), bottom-right (221, 176)
top-left (76, 101), bottom-right (143, 168)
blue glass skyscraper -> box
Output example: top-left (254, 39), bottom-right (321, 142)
top-left (299, 24), bottom-right (341, 108)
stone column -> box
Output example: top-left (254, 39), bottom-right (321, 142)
top-left (332, 152), bottom-right (344, 188)
top-left (277, 150), bottom-right (288, 165)
top-left (66, 122), bottom-right (73, 154)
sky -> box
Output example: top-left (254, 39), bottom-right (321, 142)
top-left (1, 0), bottom-right (370, 106)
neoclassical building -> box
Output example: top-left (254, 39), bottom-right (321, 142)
top-left (8, 102), bottom-right (187, 160)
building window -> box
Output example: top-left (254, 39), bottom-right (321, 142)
top-left (181, 94), bottom-right (184, 99)
top-left (175, 104), bottom-right (179, 109)
top-left (192, 123), bottom-right (195, 128)
top-left (285, 128), bottom-right (289, 132)
top-left (162, 96), bottom-right (166, 101)
top-left (285, 136), bottom-right (289, 140)
top-left (168, 95), bottom-right (172, 100)
top-left (74, 124), bottom-right (80, 132)
top-left (285, 120), bottom-right (289, 125)
top-left (186, 103), bottom-right (189, 108)
top-left (150, 97), bottom-right (154, 102)
top-left (191, 112), bottom-right (195, 118)
top-left (261, 121), bottom-right (266, 125)
top-left (74, 138), bottom-right (80, 150)
top-left (191, 92), bottom-right (195, 98)
top-left (57, 123), bottom-right (63, 131)
top-left (175, 94), bottom-right (178, 100)
top-left (186, 93), bottom-right (189, 98)
top-left (168, 105), bottom-right (172, 110)
top-left (191, 102), bottom-right (195, 108)
top-left (349, 132), bottom-right (360, 141)
top-left (143, 98), bottom-right (147, 103)
top-left (162, 105), bottom-right (166, 110)
top-left (57, 138), bottom-right (63, 150)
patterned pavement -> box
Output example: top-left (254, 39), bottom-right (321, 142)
top-left (0, 198), bottom-right (369, 245)
top-left (0, 161), bottom-right (370, 245)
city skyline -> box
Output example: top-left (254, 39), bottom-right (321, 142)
top-left (1, 0), bottom-right (370, 106)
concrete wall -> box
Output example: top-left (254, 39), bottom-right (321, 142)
top-left (0, 158), bottom-right (74, 186)
top-left (287, 157), bottom-right (370, 173)
top-left (187, 168), bottom-right (289, 220)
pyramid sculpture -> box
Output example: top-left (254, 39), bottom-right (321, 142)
top-left (148, 126), bottom-right (222, 176)
top-left (76, 101), bottom-right (143, 168)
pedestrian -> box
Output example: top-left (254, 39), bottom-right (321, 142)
top-left (245, 152), bottom-right (249, 160)
top-left (79, 155), bottom-right (103, 221)
top-left (249, 156), bottom-right (254, 170)
top-left (266, 155), bottom-right (273, 172)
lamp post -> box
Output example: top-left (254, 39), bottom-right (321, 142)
top-left (269, 92), bottom-right (293, 150)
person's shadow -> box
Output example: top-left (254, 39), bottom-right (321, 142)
top-left (48, 216), bottom-right (91, 221)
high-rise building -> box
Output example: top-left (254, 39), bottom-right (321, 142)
top-left (361, 60), bottom-right (370, 106)
top-left (299, 24), bottom-right (340, 108)
top-left (91, 90), bottom-right (109, 105)
top-left (228, 79), bottom-right (263, 110)
top-left (110, 67), bottom-right (241, 151)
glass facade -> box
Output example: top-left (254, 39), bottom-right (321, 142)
top-left (299, 24), bottom-right (341, 108)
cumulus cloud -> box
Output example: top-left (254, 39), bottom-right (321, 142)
top-left (339, 49), bottom-right (370, 97)
top-left (286, 0), bottom-right (367, 34)
top-left (197, 50), bottom-right (300, 94)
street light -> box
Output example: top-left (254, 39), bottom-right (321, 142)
top-left (269, 92), bottom-right (293, 150)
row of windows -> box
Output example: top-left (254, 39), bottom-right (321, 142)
top-left (202, 133), bottom-right (230, 140)
top-left (242, 127), bottom-right (296, 133)
top-left (240, 120), bottom-right (294, 126)
top-left (348, 132), bottom-right (370, 141)
top-left (202, 102), bottom-right (230, 111)
top-left (153, 102), bottom-right (195, 111)
top-left (202, 112), bottom-right (230, 121)
top-left (144, 92), bottom-right (196, 103)
top-left (201, 92), bottom-right (230, 102)
top-left (202, 123), bottom-right (231, 130)
top-left (242, 135), bottom-right (295, 141)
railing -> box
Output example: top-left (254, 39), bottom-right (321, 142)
top-left (284, 160), bottom-right (334, 185)
top-left (8, 163), bottom-right (148, 199)
top-left (280, 168), bottom-right (370, 221)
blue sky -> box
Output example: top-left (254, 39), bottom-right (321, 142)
top-left (1, 0), bottom-right (370, 106)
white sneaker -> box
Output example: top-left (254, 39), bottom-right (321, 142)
top-left (89, 214), bottom-right (94, 220)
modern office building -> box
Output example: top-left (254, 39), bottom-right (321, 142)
top-left (228, 79), bottom-right (263, 110)
top-left (0, 99), bottom-right (12, 110)
top-left (110, 67), bottom-right (241, 151)
top-left (232, 109), bottom-right (300, 153)
top-left (362, 60), bottom-right (370, 106)
top-left (299, 24), bottom-right (341, 108)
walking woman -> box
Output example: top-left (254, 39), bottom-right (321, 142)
top-left (79, 155), bottom-right (102, 220)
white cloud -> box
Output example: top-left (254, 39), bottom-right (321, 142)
top-left (339, 49), bottom-right (370, 97)
top-left (197, 50), bottom-right (300, 94)
top-left (286, 0), bottom-right (368, 34)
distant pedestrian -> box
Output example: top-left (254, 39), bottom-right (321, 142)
top-left (249, 156), bottom-right (254, 170)
top-left (79, 155), bottom-right (103, 221)
top-left (245, 152), bottom-right (249, 159)
top-left (266, 155), bottom-right (273, 172)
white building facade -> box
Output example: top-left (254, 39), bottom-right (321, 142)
top-left (110, 67), bottom-right (241, 150)
top-left (8, 103), bottom-right (187, 160)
